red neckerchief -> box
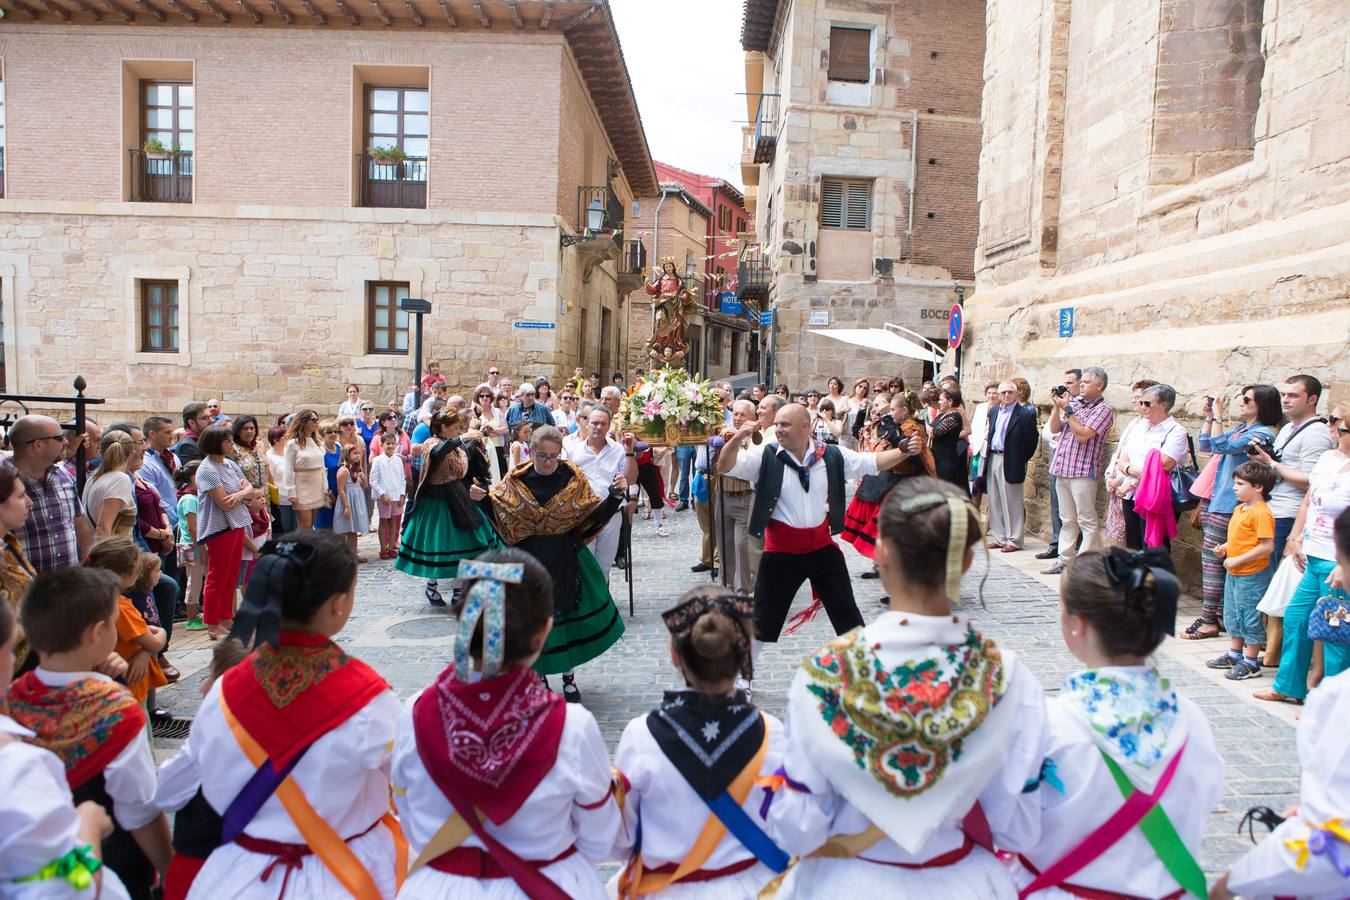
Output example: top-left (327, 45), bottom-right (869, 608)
top-left (219, 630), bottom-right (388, 767)
top-left (412, 663), bottom-right (566, 826)
top-left (5, 672), bottom-right (147, 790)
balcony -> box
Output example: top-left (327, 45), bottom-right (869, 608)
top-left (357, 154), bottom-right (427, 209)
top-left (577, 184), bottom-right (624, 239)
top-left (617, 239), bottom-right (647, 294)
top-left (0, 147), bottom-right (4, 198)
top-left (130, 149), bottom-right (192, 203)
top-left (737, 246), bottom-right (772, 301)
top-left (752, 94), bottom-right (780, 165)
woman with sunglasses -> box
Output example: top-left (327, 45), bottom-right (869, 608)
top-left (282, 409), bottom-right (326, 530)
top-left (1112, 384), bottom-right (1190, 551)
top-left (841, 378), bottom-right (871, 451)
top-left (1184, 385), bottom-right (1282, 640)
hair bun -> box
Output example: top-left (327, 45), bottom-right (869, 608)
top-left (690, 609), bottom-right (736, 659)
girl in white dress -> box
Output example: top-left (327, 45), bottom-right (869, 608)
top-left (1013, 547), bottom-right (1223, 899)
top-left (391, 548), bottom-right (621, 899)
top-left (1213, 507), bottom-right (1350, 900)
top-left (0, 585), bottom-right (131, 900)
top-left (764, 476), bottom-right (1048, 898)
top-left (610, 586), bottom-right (786, 898)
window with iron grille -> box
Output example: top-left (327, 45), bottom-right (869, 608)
top-left (140, 280), bottom-right (180, 353)
top-left (366, 282), bottom-right (410, 354)
top-left (828, 27), bottom-right (872, 83)
top-left (819, 177), bottom-right (872, 230)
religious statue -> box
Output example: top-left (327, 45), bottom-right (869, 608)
top-left (644, 258), bottom-right (700, 363)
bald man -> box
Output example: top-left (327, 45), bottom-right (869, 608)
top-left (8, 415), bottom-right (92, 572)
top-left (718, 403), bottom-right (920, 650)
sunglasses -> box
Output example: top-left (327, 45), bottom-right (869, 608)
top-left (25, 432), bottom-right (68, 444)
top-left (489, 370), bottom-right (500, 375)
top-left (1330, 415), bottom-right (1342, 426)
top-left (1242, 395), bottom-right (1256, 404)
top-left (561, 395), bottom-right (576, 401)
top-left (1139, 400), bottom-right (1154, 407)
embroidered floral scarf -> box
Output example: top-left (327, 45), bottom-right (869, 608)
top-left (219, 630), bottom-right (389, 767)
top-left (489, 461), bottom-right (601, 546)
top-left (803, 626), bottom-right (1004, 798)
top-left (411, 663), bottom-right (566, 825)
top-left (5, 672), bottom-right (146, 790)
top-left (1060, 667), bottom-right (1180, 787)
top-left (647, 690), bottom-right (763, 801)
top-left (1, 533), bottom-right (35, 669)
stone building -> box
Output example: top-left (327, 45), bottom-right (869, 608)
top-left (739, 0), bottom-right (983, 391)
top-left (0, 0), bottom-right (656, 421)
top-left (966, 0), bottom-right (1350, 546)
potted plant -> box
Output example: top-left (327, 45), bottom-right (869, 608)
top-left (143, 138), bottom-right (174, 160)
top-left (618, 366), bottom-right (724, 447)
top-left (368, 144), bottom-right (408, 166)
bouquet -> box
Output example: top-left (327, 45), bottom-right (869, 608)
top-left (620, 367), bottom-right (723, 446)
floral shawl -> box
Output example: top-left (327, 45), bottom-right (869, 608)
top-left (488, 461), bottom-right (601, 547)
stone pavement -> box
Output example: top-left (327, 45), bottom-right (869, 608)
top-left (156, 503), bottom-right (1300, 874)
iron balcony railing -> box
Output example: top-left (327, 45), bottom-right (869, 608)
top-left (577, 184), bottom-right (624, 238)
top-left (752, 94), bottom-right (780, 164)
top-left (737, 246), bottom-right (771, 300)
top-left (130, 149), bottom-right (193, 203)
top-left (0, 147), bottom-right (5, 199)
top-left (357, 154), bottom-right (428, 209)
top-left (621, 238), bottom-right (647, 275)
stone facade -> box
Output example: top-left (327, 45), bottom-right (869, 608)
top-left (968, 0), bottom-right (1350, 556)
top-left (0, 13), bottom-right (655, 421)
top-left (740, 0), bottom-right (983, 391)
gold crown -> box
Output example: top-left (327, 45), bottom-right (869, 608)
top-left (658, 256), bottom-right (676, 266)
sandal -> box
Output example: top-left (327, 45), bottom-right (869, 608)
top-left (1252, 689), bottom-right (1303, 705)
top-left (426, 581), bottom-right (446, 607)
top-left (561, 674), bottom-right (581, 704)
top-left (159, 655), bottom-right (180, 684)
top-left (1180, 617), bottom-right (1221, 640)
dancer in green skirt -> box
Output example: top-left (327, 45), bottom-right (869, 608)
top-left (396, 409), bottom-right (500, 604)
top-left (488, 424), bottom-right (627, 703)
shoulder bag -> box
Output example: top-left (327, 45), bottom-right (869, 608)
top-left (1169, 430), bottom-right (1201, 512)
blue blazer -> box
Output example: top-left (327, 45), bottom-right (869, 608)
top-left (985, 403), bottom-right (1039, 484)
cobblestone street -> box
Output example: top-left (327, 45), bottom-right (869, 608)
top-left (158, 502), bottom-right (1299, 873)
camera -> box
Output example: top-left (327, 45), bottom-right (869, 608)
top-left (1051, 385), bottom-right (1070, 398)
top-left (1245, 437), bottom-right (1279, 461)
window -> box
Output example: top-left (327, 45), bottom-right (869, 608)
top-left (366, 282), bottom-right (410, 354)
top-left (685, 251), bottom-right (697, 276)
top-left (366, 86), bottom-right (429, 159)
top-left (140, 280), bottom-right (180, 352)
top-left (719, 206), bottom-right (733, 231)
top-left (708, 327), bottom-right (722, 365)
top-left (829, 27), bottom-right (872, 83)
top-left (578, 307), bottom-right (588, 367)
top-left (136, 81), bottom-right (193, 202)
top-left (688, 207), bottom-right (698, 231)
top-left (820, 177), bottom-right (872, 230)
top-left (736, 217), bottom-right (745, 235)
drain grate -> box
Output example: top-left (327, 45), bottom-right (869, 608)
top-left (151, 716), bottom-right (193, 740)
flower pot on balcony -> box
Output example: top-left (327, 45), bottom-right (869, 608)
top-left (146, 152), bottom-right (173, 161)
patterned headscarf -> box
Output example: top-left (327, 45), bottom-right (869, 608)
top-left (454, 559), bottom-right (525, 680)
top-left (661, 589), bottom-right (755, 681)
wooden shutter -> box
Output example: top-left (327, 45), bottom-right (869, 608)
top-left (829, 27), bottom-right (871, 83)
top-left (820, 178), bottom-right (871, 230)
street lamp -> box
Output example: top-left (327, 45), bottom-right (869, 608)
top-left (400, 296), bottom-right (432, 406)
top-left (560, 199), bottom-right (607, 247)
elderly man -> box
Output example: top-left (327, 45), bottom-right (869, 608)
top-left (506, 385), bottom-right (554, 429)
top-left (985, 381), bottom-right (1039, 551)
top-left (9, 415), bottom-right (92, 573)
top-left (718, 403), bottom-right (921, 649)
top-left (716, 399), bottom-right (759, 593)
top-left (563, 406), bottom-right (637, 573)
top-left (205, 398), bottom-right (228, 425)
top-left (1045, 367), bottom-right (1116, 574)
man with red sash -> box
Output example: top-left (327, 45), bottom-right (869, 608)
top-left (717, 403), bottom-right (920, 650)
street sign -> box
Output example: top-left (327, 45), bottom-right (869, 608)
top-left (720, 297), bottom-right (743, 316)
top-left (807, 310), bottom-right (829, 326)
top-left (1058, 307), bottom-right (1074, 338)
top-left (948, 303), bottom-right (964, 349)
top-left (513, 321), bottom-right (556, 330)
top-left (759, 309), bottom-right (774, 327)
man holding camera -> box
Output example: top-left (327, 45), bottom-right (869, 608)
top-left (1036, 369), bottom-right (1082, 561)
top-left (1044, 367), bottom-right (1115, 574)
top-left (1247, 375), bottom-right (1334, 560)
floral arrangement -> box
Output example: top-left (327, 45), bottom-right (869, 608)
top-left (620, 366), bottom-right (724, 445)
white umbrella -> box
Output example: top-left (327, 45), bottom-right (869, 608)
top-left (807, 326), bottom-right (946, 364)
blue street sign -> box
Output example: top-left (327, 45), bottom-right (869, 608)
top-left (948, 303), bottom-right (964, 349)
top-left (1058, 307), bottom-right (1074, 338)
top-left (513, 321), bottom-right (556, 330)
top-left (759, 309), bottom-right (774, 327)
top-left (720, 297), bottom-right (743, 316)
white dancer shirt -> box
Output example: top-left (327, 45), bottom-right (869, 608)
top-left (725, 443), bottom-right (877, 529)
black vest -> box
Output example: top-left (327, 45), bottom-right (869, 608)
top-left (748, 443), bottom-right (846, 539)
top-left (73, 773), bottom-right (155, 900)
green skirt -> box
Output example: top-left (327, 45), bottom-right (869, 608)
top-left (395, 498), bottom-right (500, 579)
top-left (533, 550), bottom-right (625, 676)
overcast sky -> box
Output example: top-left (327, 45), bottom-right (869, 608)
top-left (609, 0), bottom-right (746, 189)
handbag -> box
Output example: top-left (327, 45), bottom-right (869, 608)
top-left (1307, 587), bottom-right (1350, 646)
top-left (1169, 431), bottom-right (1201, 511)
top-left (1189, 454), bottom-right (1221, 501)
top-left (1257, 555), bottom-right (1303, 617)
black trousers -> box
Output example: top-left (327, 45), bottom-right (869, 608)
top-left (153, 572), bottom-right (178, 649)
top-left (1121, 498), bottom-right (1172, 552)
top-left (753, 544), bottom-right (863, 643)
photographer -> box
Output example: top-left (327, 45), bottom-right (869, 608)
top-left (1246, 375), bottom-right (1334, 560)
top-left (1044, 367), bottom-right (1115, 574)
top-left (1184, 384), bottom-right (1282, 640)
top-left (1035, 369), bottom-right (1082, 561)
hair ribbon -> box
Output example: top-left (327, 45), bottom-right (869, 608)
top-left (1102, 546), bottom-right (1179, 641)
top-left (228, 539), bottom-right (315, 649)
top-left (896, 491), bottom-right (987, 606)
top-left (454, 560), bottom-right (525, 681)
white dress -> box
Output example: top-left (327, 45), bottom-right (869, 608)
top-left (607, 706), bottom-right (785, 899)
top-left (1227, 668), bottom-right (1350, 899)
top-left (159, 678), bottom-right (403, 900)
top-left (0, 716), bottom-right (131, 900)
top-left (765, 612), bottom-right (1047, 898)
top-left (1012, 667), bottom-right (1224, 898)
top-left (391, 690), bottom-right (620, 900)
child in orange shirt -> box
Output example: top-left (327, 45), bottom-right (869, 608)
top-left (1208, 461), bottom-right (1277, 680)
top-left (85, 537), bottom-right (168, 706)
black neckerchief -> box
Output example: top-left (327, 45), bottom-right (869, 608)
top-left (646, 689), bottom-right (763, 801)
top-left (776, 445), bottom-right (816, 492)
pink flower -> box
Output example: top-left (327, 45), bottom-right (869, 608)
top-left (642, 401), bottom-right (665, 418)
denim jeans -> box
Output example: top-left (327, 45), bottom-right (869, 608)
top-left (1272, 516), bottom-right (1295, 565)
top-left (675, 445), bottom-right (695, 503)
top-left (1272, 555), bottom-right (1350, 700)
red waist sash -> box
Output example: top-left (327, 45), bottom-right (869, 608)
top-left (859, 835), bottom-right (976, 869)
top-left (1018, 855), bottom-right (1184, 900)
top-left (428, 843), bottom-right (577, 878)
top-left (232, 818), bottom-right (383, 900)
top-left (641, 856), bottom-right (758, 882)
top-left (764, 519), bottom-right (833, 554)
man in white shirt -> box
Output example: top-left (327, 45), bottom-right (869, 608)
top-left (1249, 374), bottom-right (1335, 560)
top-left (718, 403), bottom-right (919, 649)
top-left (563, 406), bottom-right (637, 573)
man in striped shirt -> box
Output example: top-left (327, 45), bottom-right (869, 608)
top-left (1044, 366), bottom-right (1116, 574)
